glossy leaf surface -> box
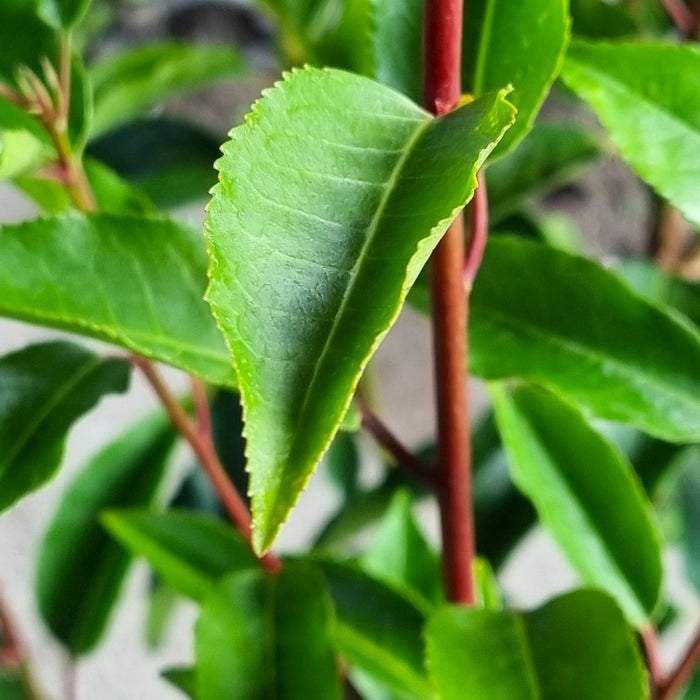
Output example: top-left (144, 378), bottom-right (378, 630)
top-left (426, 590), bottom-right (647, 699)
top-left (491, 384), bottom-right (662, 625)
top-left (37, 412), bottom-right (175, 654)
top-left (462, 0), bottom-right (569, 155)
top-left (0, 213), bottom-right (236, 388)
top-left (206, 66), bottom-right (515, 552)
top-left (562, 41), bottom-right (700, 227)
top-left (316, 559), bottom-right (432, 697)
top-left (102, 510), bottom-right (258, 602)
top-left (90, 42), bottom-right (246, 137)
top-left (469, 238), bottom-right (700, 443)
top-left (196, 564), bottom-right (341, 700)
top-left (0, 341), bottom-right (129, 514)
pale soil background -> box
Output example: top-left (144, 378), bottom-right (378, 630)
top-left (1, 1), bottom-right (699, 697)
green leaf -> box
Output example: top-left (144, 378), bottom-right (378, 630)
top-left (561, 41), bottom-right (700, 227)
top-left (426, 589), bottom-right (647, 700)
top-left (369, 0), bottom-right (423, 102)
top-left (83, 158), bottom-right (155, 215)
top-left (196, 563), bottom-right (341, 700)
top-left (37, 0), bottom-right (93, 28)
top-left (36, 411), bottom-right (176, 654)
top-left (570, 0), bottom-right (638, 38)
top-left (206, 66), bottom-right (515, 552)
top-left (0, 213), bottom-right (236, 388)
top-left (324, 429), bottom-right (361, 500)
top-left (462, 0), bottom-right (570, 155)
top-left (486, 122), bottom-right (601, 224)
top-left (162, 667), bottom-right (197, 699)
top-left (0, 96), bottom-right (52, 144)
top-left (102, 510), bottom-right (259, 602)
top-left (90, 42), bottom-right (246, 138)
top-left (361, 490), bottom-right (441, 605)
top-left (13, 176), bottom-right (71, 213)
top-left (468, 238), bottom-right (700, 443)
top-left (0, 130), bottom-right (50, 181)
top-left (0, 341), bottom-right (129, 514)
top-left (68, 56), bottom-right (93, 153)
top-left (0, 669), bottom-right (26, 700)
top-left (675, 447), bottom-right (700, 593)
top-left (315, 559), bottom-right (432, 698)
top-left (491, 384), bottom-right (662, 626)
top-left (474, 558), bottom-right (502, 610)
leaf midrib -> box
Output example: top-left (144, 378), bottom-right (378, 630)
top-left (281, 113), bottom-right (432, 464)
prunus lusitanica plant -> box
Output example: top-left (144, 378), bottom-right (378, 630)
top-left (0, 0), bottom-right (699, 697)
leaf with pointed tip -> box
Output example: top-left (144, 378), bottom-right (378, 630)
top-left (102, 510), bottom-right (259, 602)
top-left (36, 411), bottom-right (175, 654)
top-left (206, 66), bottom-right (515, 553)
top-left (462, 0), bottom-right (570, 156)
top-left (196, 563), bottom-right (341, 700)
top-left (426, 590), bottom-right (647, 699)
top-left (0, 341), bottom-right (129, 514)
top-left (38, 0), bottom-right (93, 28)
top-left (491, 384), bottom-right (662, 626)
top-left (90, 42), bottom-right (246, 138)
top-left (562, 41), bottom-right (700, 228)
top-left (0, 213), bottom-right (236, 388)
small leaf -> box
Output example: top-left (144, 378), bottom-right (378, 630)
top-left (561, 41), bottom-right (700, 227)
top-left (474, 558), bottom-right (502, 610)
top-left (426, 590), bottom-right (647, 699)
top-left (68, 55), bottom-right (92, 153)
top-left (102, 510), bottom-right (259, 602)
top-left (486, 123), bottom-right (601, 224)
top-left (315, 559), bottom-right (432, 697)
top-left (36, 411), bottom-right (176, 654)
top-left (674, 447), bottom-right (700, 593)
top-left (37, 0), bottom-right (93, 28)
top-left (90, 42), bottom-right (246, 138)
top-left (196, 563), bottom-right (341, 700)
top-left (361, 490), bottom-right (441, 605)
top-left (491, 384), bottom-right (662, 626)
top-left (462, 0), bottom-right (570, 155)
top-left (206, 66), bottom-right (515, 552)
top-left (468, 238), bottom-right (700, 443)
top-left (0, 213), bottom-right (236, 388)
top-left (0, 341), bottom-right (129, 514)
top-left (83, 158), bottom-right (155, 215)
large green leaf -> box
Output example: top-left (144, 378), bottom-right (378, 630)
top-left (491, 384), bottom-right (662, 626)
top-left (206, 66), bottom-right (515, 552)
top-left (561, 41), bottom-right (700, 227)
top-left (0, 213), bottom-right (236, 388)
top-left (467, 238), bottom-right (700, 443)
top-left (196, 563), bottom-right (341, 700)
top-left (90, 42), bottom-right (246, 138)
top-left (36, 411), bottom-right (176, 655)
top-left (0, 341), bottom-right (129, 514)
top-left (462, 0), bottom-right (570, 155)
top-left (315, 559), bottom-right (432, 698)
top-left (486, 122), bottom-right (601, 224)
top-left (101, 510), bottom-right (258, 602)
top-left (426, 590), bottom-right (647, 699)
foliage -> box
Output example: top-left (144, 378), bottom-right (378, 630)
top-left (0, 0), bottom-right (698, 698)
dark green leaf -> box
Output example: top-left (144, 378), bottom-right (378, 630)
top-left (206, 66), bottom-right (515, 552)
top-left (486, 123), bottom-right (601, 224)
top-left (37, 0), bottom-right (93, 28)
top-left (162, 667), bottom-right (197, 699)
top-left (426, 589), bottom-right (647, 699)
top-left (324, 430), bottom-right (361, 500)
top-left (570, 0), bottom-right (638, 38)
top-left (361, 490), bottom-right (440, 605)
top-left (315, 559), bottom-right (432, 697)
top-left (468, 238), bottom-right (700, 443)
top-left (491, 384), bottom-right (662, 626)
top-left (90, 42), bottom-right (246, 137)
top-left (562, 41), bottom-right (700, 227)
top-left (0, 213), bottom-right (236, 388)
top-left (68, 56), bottom-right (93, 154)
top-left (0, 341), bottom-right (129, 514)
top-left (36, 411), bottom-right (176, 654)
top-left (145, 579), bottom-right (179, 649)
top-left (462, 0), bottom-right (570, 155)
top-left (102, 510), bottom-right (259, 602)
top-left (0, 669), bottom-right (28, 700)
top-left (675, 447), bottom-right (700, 593)
top-left (84, 158), bottom-right (155, 215)
top-left (87, 118), bottom-right (221, 208)
top-left (196, 563), bottom-right (341, 700)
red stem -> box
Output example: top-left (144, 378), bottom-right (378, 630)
top-left (657, 628), bottom-right (700, 700)
top-left (424, 0), bottom-right (474, 605)
top-left (359, 405), bottom-right (435, 486)
top-left (658, 0), bottom-right (695, 34)
top-left (464, 172), bottom-right (489, 292)
top-left (642, 626), bottom-right (665, 692)
top-left (133, 358), bottom-right (281, 573)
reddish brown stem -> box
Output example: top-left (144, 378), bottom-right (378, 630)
top-left (359, 405), bottom-right (435, 486)
top-left (659, 0), bottom-right (695, 33)
top-left (657, 628), bottom-right (700, 700)
top-left (0, 591), bottom-right (22, 668)
top-left (424, 0), bottom-right (474, 605)
top-left (464, 172), bottom-right (489, 292)
top-left (190, 377), bottom-right (212, 437)
top-left (133, 357), bottom-right (281, 573)
top-left (642, 626), bottom-right (665, 692)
